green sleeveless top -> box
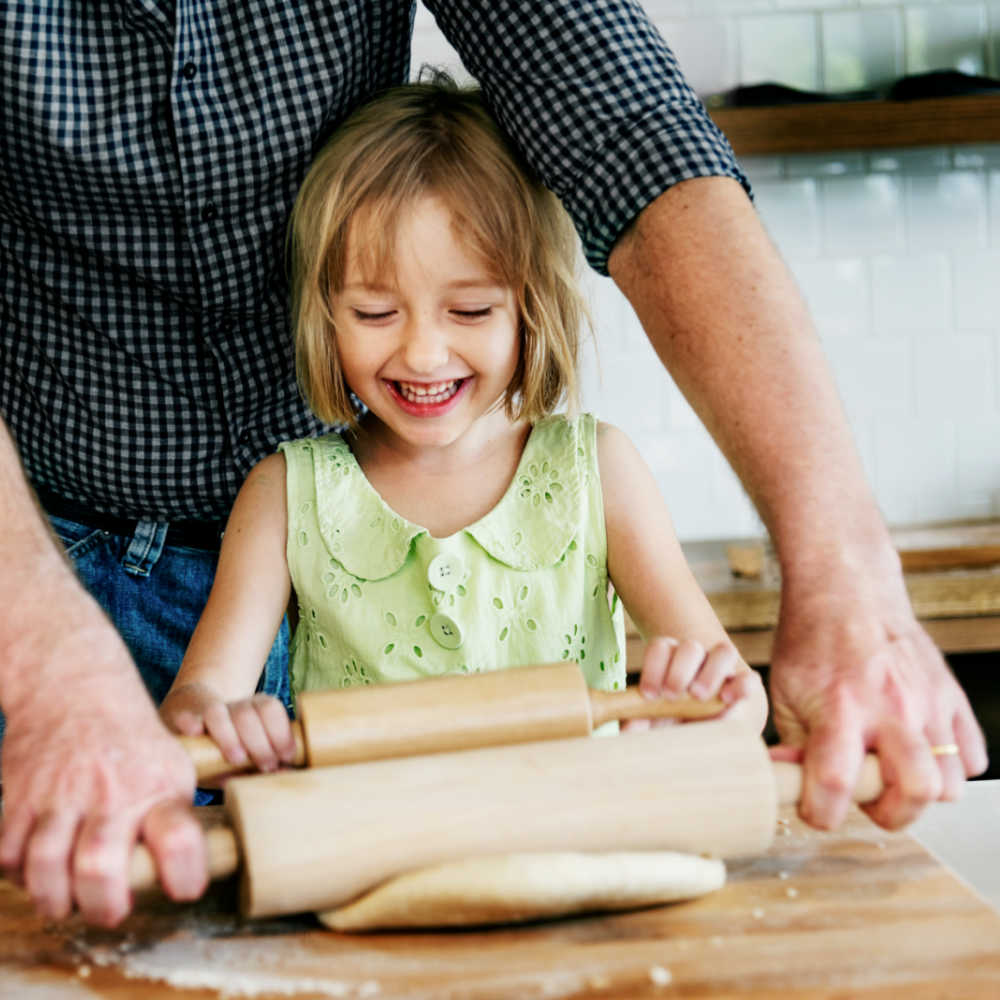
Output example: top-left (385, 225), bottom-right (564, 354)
top-left (278, 413), bottom-right (625, 698)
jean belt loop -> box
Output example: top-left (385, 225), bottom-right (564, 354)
top-left (123, 519), bottom-right (169, 577)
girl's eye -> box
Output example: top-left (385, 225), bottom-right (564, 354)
top-left (353, 308), bottom-right (395, 321)
top-left (452, 307), bottom-right (493, 319)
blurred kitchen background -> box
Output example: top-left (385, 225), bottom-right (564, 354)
top-left (411, 2), bottom-right (1000, 769)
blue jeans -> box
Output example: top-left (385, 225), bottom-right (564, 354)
top-left (0, 514), bottom-right (291, 801)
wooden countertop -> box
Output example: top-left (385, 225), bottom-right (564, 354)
top-left (2, 805), bottom-right (999, 998)
top-left (670, 522), bottom-right (1000, 665)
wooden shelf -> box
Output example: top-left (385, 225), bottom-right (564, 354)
top-left (708, 94), bottom-right (1000, 156)
top-left (624, 522), bottom-right (1000, 668)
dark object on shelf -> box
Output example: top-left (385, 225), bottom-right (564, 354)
top-left (708, 70), bottom-right (1000, 111)
top-left (887, 69), bottom-right (1000, 101)
top-left (706, 81), bottom-right (879, 109)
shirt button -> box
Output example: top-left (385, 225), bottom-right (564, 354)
top-left (182, 61), bottom-right (198, 80)
top-left (429, 613), bottom-right (463, 650)
top-left (427, 552), bottom-right (463, 592)
top-left (201, 203), bottom-right (218, 222)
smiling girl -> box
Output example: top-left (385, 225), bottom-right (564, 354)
top-left (158, 77), bottom-right (766, 770)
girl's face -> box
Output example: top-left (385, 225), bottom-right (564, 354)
top-left (332, 195), bottom-right (521, 455)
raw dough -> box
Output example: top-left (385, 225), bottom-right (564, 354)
top-left (318, 851), bottom-right (725, 931)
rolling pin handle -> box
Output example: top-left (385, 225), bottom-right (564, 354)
top-left (129, 825), bottom-right (242, 893)
top-left (182, 723), bottom-right (308, 781)
top-left (773, 753), bottom-right (884, 806)
top-left (588, 687), bottom-right (726, 729)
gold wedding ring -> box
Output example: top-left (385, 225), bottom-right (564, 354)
top-left (930, 743), bottom-right (960, 757)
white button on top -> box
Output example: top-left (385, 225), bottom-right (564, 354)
top-left (427, 552), bottom-right (464, 592)
top-left (429, 613), bottom-right (464, 650)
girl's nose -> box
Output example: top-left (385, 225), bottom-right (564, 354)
top-left (402, 317), bottom-right (450, 373)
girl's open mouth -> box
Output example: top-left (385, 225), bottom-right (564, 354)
top-left (386, 377), bottom-right (470, 414)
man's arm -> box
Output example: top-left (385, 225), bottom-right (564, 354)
top-left (0, 420), bottom-right (207, 925)
top-left (608, 175), bottom-right (988, 830)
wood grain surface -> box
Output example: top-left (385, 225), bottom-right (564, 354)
top-left (2, 805), bottom-right (999, 999)
top-left (708, 94), bottom-right (1000, 156)
top-left (659, 524), bottom-right (1000, 664)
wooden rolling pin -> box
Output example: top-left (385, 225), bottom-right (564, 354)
top-left (131, 720), bottom-right (884, 918)
top-left (182, 661), bottom-right (726, 780)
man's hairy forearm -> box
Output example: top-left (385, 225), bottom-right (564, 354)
top-left (607, 176), bottom-right (897, 589)
top-left (0, 419), bottom-right (99, 706)
top-left (0, 417), bottom-right (67, 595)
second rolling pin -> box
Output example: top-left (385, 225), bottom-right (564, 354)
top-left (132, 721), bottom-right (886, 918)
top-left (182, 661), bottom-right (725, 780)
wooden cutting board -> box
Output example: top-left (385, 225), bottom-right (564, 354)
top-left (2, 804), bottom-right (999, 999)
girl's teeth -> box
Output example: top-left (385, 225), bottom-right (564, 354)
top-left (396, 380), bottom-right (461, 404)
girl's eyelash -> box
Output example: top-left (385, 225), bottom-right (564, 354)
top-left (350, 306), bottom-right (493, 320)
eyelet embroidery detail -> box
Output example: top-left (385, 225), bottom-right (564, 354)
top-left (561, 623), bottom-right (588, 662)
top-left (323, 558), bottom-right (364, 604)
top-left (585, 550), bottom-right (605, 598)
top-left (555, 537), bottom-right (578, 569)
top-left (327, 447), bottom-right (355, 478)
top-left (431, 583), bottom-right (468, 610)
top-left (298, 614), bottom-right (329, 652)
top-left (428, 560), bottom-right (470, 609)
top-left (597, 649), bottom-right (623, 688)
top-left (379, 610), bottom-right (432, 662)
top-left (367, 512), bottom-right (405, 534)
top-left (294, 501), bottom-right (313, 549)
top-left (518, 459), bottom-right (564, 508)
top-left (492, 583), bottom-right (539, 643)
top-left (340, 658), bottom-right (372, 687)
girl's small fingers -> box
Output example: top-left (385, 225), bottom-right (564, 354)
top-left (650, 716), bottom-right (680, 729)
top-left (638, 637), bottom-right (678, 696)
top-left (689, 643), bottom-right (739, 700)
top-left (769, 744), bottom-right (805, 764)
top-left (169, 710), bottom-right (206, 738)
top-left (249, 694), bottom-right (296, 764)
top-left (620, 717), bottom-right (651, 733)
top-left (714, 674), bottom-right (760, 721)
top-left (202, 703), bottom-right (249, 767)
top-left (718, 670), bottom-right (756, 705)
top-left (229, 702), bottom-right (280, 773)
top-left (661, 639), bottom-right (706, 696)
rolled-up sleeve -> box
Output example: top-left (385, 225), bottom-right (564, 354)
top-left (423, 0), bottom-right (751, 274)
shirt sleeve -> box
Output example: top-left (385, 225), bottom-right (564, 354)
top-left (422, 0), bottom-right (752, 275)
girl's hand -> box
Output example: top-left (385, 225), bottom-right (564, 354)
top-left (624, 636), bottom-right (768, 732)
top-left (160, 684), bottom-right (297, 774)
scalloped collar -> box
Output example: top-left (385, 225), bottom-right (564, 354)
top-left (311, 415), bottom-right (585, 580)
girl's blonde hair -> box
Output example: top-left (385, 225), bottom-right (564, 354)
top-left (289, 74), bottom-right (585, 427)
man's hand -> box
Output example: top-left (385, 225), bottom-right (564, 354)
top-left (0, 422), bottom-right (208, 924)
top-left (769, 562), bottom-right (988, 832)
top-left (0, 624), bottom-right (207, 927)
top-left (608, 177), bottom-right (988, 833)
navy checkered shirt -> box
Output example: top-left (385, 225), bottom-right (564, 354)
top-left (0, 1), bottom-right (747, 521)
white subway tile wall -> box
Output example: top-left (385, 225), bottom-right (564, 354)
top-left (412, 1), bottom-right (1000, 537)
